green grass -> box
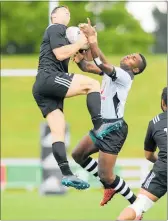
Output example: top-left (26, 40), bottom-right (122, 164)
top-left (1, 55), bottom-right (167, 158)
top-left (1, 55), bottom-right (167, 220)
top-left (1, 190), bottom-right (167, 220)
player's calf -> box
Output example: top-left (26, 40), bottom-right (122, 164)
top-left (100, 175), bottom-right (136, 206)
top-left (98, 152), bottom-right (136, 206)
top-left (47, 110), bottom-right (90, 190)
top-left (72, 151), bottom-right (99, 180)
top-left (72, 135), bottom-right (99, 180)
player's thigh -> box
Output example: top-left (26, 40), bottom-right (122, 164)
top-left (98, 120), bottom-right (128, 155)
top-left (32, 92), bottom-right (65, 143)
top-left (138, 188), bottom-right (159, 202)
top-left (72, 133), bottom-right (99, 160)
top-left (46, 109), bottom-right (66, 143)
top-left (65, 74), bottom-right (100, 97)
top-left (33, 70), bottom-right (74, 99)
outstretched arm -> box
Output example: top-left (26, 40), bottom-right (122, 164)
top-left (80, 18), bottom-right (115, 77)
top-left (73, 52), bottom-right (103, 75)
top-left (99, 49), bottom-right (109, 64)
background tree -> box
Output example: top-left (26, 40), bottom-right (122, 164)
top-left (152, 7), bottom-right (167, 53)
top-left (1, 1), bottom-right (154, 54)
top-left (1, 1), bottom-right (48, 54)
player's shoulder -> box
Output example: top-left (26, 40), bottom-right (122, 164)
top-left (114, 66), bottom-right (134, 80)
top-left (151, 112), bottom-right (166, 125)
top-left (46, 24), bottom-right (66, 33)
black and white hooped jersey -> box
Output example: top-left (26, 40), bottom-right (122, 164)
top-left (100, 66), bottom-right (134, 119)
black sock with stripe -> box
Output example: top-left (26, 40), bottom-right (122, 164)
top-left (80, 157), bottom-right (99, 179)
top-left (109, 175), bottom-right (137, 204)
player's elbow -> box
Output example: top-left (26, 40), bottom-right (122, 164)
top-left (55, 53), bottom-right (65, 61)
top-left (79, 63), bottom-right (91, 73)
top-left (86, 63), bottom-right (97, 73)
top-left (144, 151), bottom-right (154, 161)
top-left (53, 48), bottom-right (65, 61)
top-left (81, 67), bottom-right (88, 72)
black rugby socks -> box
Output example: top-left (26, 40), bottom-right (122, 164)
top-left (87, 92), bottom-right (103, 129)
top-left (52, 141), bottom-right (73, 176)
top-left (81, 157), bottom-right (99, 179)
top-left (102, 175), bottom-right (137, 204)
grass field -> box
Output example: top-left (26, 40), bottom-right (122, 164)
top-left (1, 55), bottom-right (166, 158)
top-left (1, 54), bottom-right (167, 220)
top-left (1, 189), bottom-right (167, 220)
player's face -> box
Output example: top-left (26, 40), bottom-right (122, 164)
top-left (57, 7), bottom-right (70, 26)
top-left (120, 53), bottom-right (142, 73)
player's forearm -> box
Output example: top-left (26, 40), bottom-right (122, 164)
top-left (88, 37), bottom-right (113, 74)
top-left (77, 59), bottom-right (102, 75)
top-left (149, 153), bottom-right (158, 163)
top-left (54, 43), bottom-right (82, 61)
top-left (145, 151), bottom-right (158, 163)
top-left (99, 49), bottom-right (108, 64)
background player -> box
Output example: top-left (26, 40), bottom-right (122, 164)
top-left (72, 19), bottom-right (147, 205)
top-left (32, 7), bottom-right (115, 190)
top-left (117, 87), bottom-right (167, 220)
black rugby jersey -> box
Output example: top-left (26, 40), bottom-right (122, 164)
top-left (144, 111), bottom-right (167, 164)
top-left (38, 24), bottom-right (70, 73)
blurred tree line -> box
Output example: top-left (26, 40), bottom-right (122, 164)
top-left (152, 7), bottom-right (167, 53)
top-left (1, 1), bottom-right (166, 55)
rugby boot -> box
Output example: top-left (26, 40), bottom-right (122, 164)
top-left (100, 188), bottom-right (117, 206)
top-left (62, 175), bottom-right (90, 190)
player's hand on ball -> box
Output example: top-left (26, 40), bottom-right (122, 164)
top-left (77, 31), bottom-right (88, 48)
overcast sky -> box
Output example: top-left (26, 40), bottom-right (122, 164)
top-left (126, 1), bottom-right (167, 32)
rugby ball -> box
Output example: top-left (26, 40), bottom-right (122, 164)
top-left (66, 26), bottom-right (89, 50)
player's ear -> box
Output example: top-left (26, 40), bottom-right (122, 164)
top-left (161, 99), bottom-right (167, 111)
top-left (133, 67), bottom-right (139, 74)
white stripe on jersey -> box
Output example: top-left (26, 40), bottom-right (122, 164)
top-left (156, 115), bottom-right (160, 121)
top-left (153, 118), bottom-right (156, 124)
top-left (153, 115), bottom-right (160, 124)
